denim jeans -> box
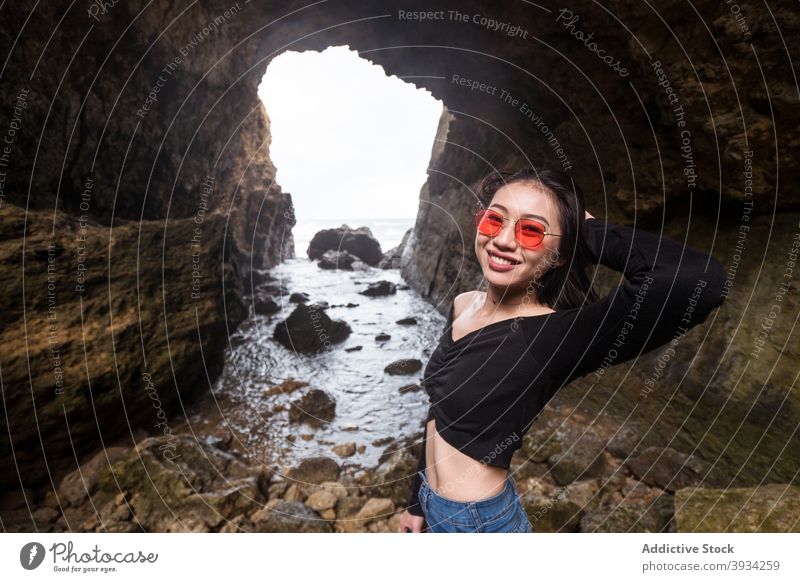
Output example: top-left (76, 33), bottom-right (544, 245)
top-left (419, 469), bottom-right (533, 533)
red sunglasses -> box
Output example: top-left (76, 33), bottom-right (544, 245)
top-left (474, 208), bottom-right (561, 249)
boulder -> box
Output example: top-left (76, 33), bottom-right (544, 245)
top-left (398, 382), bottom-right (422, 394)
top-left (250, 501), bottom-right (332, 533)
top-left (273, 304), bottom-right (351, 353)
top-left (252, 292), bottom-right (280, 315)
top-left (244, 268), bottom-right (275, 290)
top-left (305, 490), bottom-right (338, 512)
top-left (353, 497), bottom-right (395, 526)
top-left (307, 225), bottom-right (383, 266)
top-left (285, 456), bottom-right (341, 486)
top-left (624, 446), bottom-right (709, 492)
top-left (317, 249), bottom-right (359, 270)
top-left (520, 494), bottom-right (584, 532)
top-left (547, 447), bottom-right (607, 485)
top-left (331, 442), bottom-right (356, 457)
top-left (289, 292), bottom-right (310, 303)
top-left (359, 280), bottom-right (396, 297)
top-left (263, 378), bottom-right (309, 397)
top-left (372, 448), bottom-right (420, 506)
top-left (378, 228), bottom-right (413, 269)
top-left (384, 358), bottom-right (423, 375)
top-left (288, 389), bottom-right (336, 427)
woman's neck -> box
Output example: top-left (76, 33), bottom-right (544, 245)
top-left (482, 287), bottom-right (538, 309)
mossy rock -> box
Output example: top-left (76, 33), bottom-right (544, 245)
top-left (675, 485), bottom-right (800, 532)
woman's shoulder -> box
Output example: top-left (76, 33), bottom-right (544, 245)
top-left (453, 290), bottom-right (482, 319)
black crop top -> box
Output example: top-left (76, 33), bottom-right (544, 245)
top-left (404, 217), bottom-right (728, 517)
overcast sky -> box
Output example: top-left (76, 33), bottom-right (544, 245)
top-left (257, 45), bottom-right (443, 220)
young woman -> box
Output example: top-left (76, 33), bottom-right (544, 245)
top-left (397, 167), bottom-right (728, 533)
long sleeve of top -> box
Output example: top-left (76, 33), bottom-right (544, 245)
top-left (404, 217), bottom-right (727, 515)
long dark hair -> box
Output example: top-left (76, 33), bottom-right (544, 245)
top-left (477, 167), bottom-right (599, 310)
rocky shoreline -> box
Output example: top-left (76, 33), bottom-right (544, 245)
top-left (4, 388), bottom-right (799, 533)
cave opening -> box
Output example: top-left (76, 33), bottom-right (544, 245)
top-left (257, 45), bottom-right (443, 255)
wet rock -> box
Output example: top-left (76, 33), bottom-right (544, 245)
top-left (384, 358), bottom-right (423, 375)
top-left (674, 484), bottom-right (800, 532)
top-left (245, 268), bottom-right (275, 291)
top-left (288, 389), bottom-right (336, 428)
top-left (332, 442), bottom-right (356, 457)
top-left (307, 225), bottom-right (383, 266)
top-left (273, 304), bottom-right (351, 353)
top-left (372, 436), bottom-right (395, 447)
top-left (375, 333), bottom-right (391, 341)
top-left (252, 293), bottom-right (280, 315)
top-left (396, 317), bottom-right (417, 325)
top-left (398, 382), bottom-right (422, 394)
top-left (286, 456), bottom-right (341, 485)
top-left (344, 345), bottom-right (363, 352)
top-left (624, 446), bottom-right (709, 492)
top-left (289, 292), bottom-right (310, 303)
top-left (258, 282), bottom-right (289, 297)
top-left (359, 280), bottom-right (396, 297)
top-left (378, 228), bottom-right (412, 270)
top-left (250, 501), bottom-right (332, 533)
top-left (317, 249), bottom-right (359, 270)
top-left (263, 378), bottom-right (309, 397)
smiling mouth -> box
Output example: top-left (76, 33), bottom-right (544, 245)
top-left (487, 250), bottom-right (521, 265)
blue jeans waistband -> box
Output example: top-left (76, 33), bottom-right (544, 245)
top-left (421, 468), bottom-right (515, 511)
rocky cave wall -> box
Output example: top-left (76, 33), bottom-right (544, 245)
top-left (1, 0), bottom-right (798, 493)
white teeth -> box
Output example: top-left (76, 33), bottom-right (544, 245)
top-left (490, 253), bottom-right (516, 265)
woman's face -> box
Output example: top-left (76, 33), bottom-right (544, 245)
top-left (474, 181), bottom-right (563, 292)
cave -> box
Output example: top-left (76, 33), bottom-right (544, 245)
top-left (1, 0), bottom-right (799, 533)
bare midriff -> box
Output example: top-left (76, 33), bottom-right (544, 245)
top-left (424, 418), bottom-right (508, 502)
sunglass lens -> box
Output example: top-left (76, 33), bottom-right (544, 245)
top-left (518, 219), bottom-right (546, 248)
top-left (476, 209), bottom-right (503, 235)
